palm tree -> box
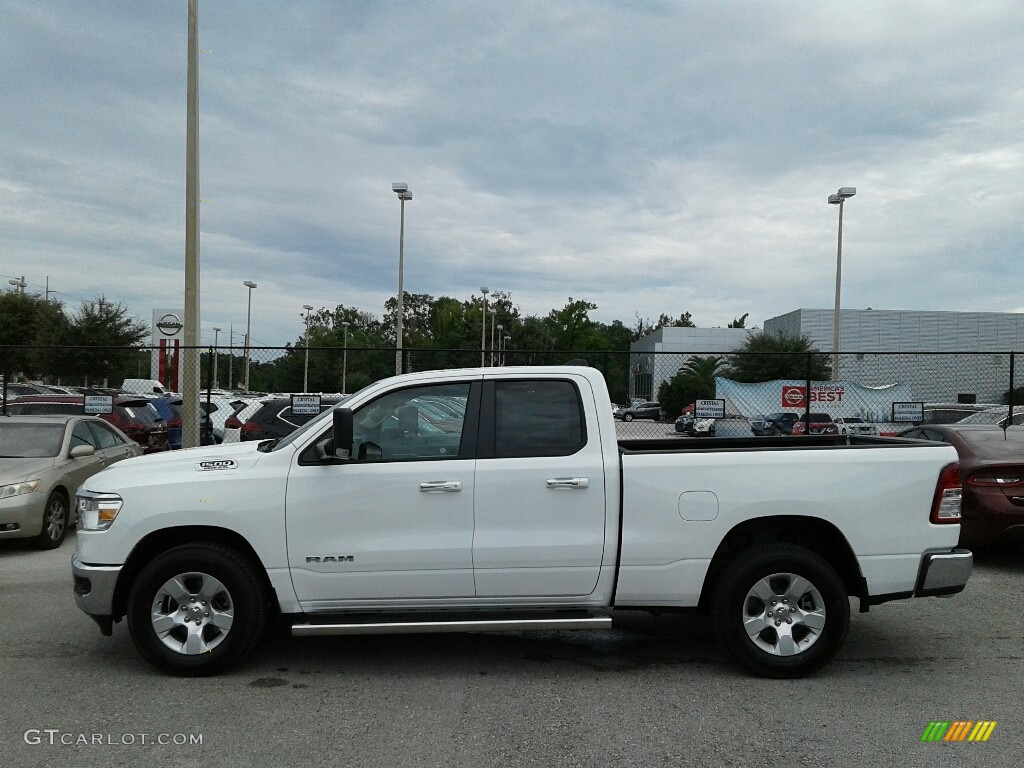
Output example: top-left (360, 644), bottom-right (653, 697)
top-left (659, 355), bottom-right (728, 417)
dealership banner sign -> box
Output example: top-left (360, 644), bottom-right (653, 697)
top-left (715, 378), bottom-right (912, 423)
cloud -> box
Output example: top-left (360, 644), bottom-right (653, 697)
top-left (3, 0), bottom-right (1023, 346)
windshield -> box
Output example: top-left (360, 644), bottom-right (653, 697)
top-left (957, 409), bottom-right (1020, 425)
top-left (0, 422), bottom-right (65, 458)
top-left (121, 403), bottom-right (163, 425)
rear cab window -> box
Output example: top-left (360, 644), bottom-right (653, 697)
top-left (482, 379), bottom-right (587, 458)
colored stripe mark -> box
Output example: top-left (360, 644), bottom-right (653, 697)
top-left (945, 721), bottom-right (973, 741)
top-left (921, 721), bottom-right (997, 743)
top-left (968, 722), bottom-right (997, 742)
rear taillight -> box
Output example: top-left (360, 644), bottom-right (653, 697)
top-left (122, 421), bottom-right (146, 434)
top-left (931, 462), bottom-right (963, 524)
top-left (240, 421), bottom-right (260, 434)
top-left (966, 467), bottom-right (1024, 487)
top-left (225, 416), bottom-right (242, 429)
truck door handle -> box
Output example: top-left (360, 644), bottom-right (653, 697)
top-left (419, 481), bottom-right (463, 492)
top-left (546, 477), bottom-right (589, 489)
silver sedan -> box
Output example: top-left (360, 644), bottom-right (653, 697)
top-left (0, 414), bottom-right (141, 549)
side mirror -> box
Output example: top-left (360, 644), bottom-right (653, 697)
top-left (333, 408), bottom-right (353, 460)
top-left (69, 445), bottom-right (96, 459)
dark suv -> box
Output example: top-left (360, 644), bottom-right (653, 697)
top-left (752, 412), bottom-right (800, 436)
top-left (618, 402), bottom-right (662, 422)
top-left (230, 396), bottom-right (344, 442)
top-left (5, 395), bottom-right (170, 453)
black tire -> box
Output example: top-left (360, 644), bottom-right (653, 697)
top-left (35, 490), bottom-right (69, 550)
top-left (127, 543), bottom-right (268, 676)
top-left (711, 544), bottom-right (849, 678)
top-left (623, 413), bottom-right (634, 422)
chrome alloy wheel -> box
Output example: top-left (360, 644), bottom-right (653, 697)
top-left (741, 572), bottom-right (827, 656)
top-left (43, 497), bottom-right (66, 542)
top-left (150, 572), bottom-right (235, 655)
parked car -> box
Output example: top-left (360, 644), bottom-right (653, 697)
top-left (791, 413), bottom-right (838, 436)
top-left (2, 382), bottom-right (54, 399)
top-left (0, 414), bottom-right (141, 548)
top-left (956, 407), bottom-right (1024, 428)
top-left (897, 424), bottom-right (1024, 548)
top-left (120, 378), bottom-right (171, 396)
top-left (155, 395), bottom-right (246, 447)
top-left (920, 403), bottom-right (1001, 425)
top-left (231, 396), bottom-right (346, 442)
top-left (222, 398), bottom-right (265, 443)
top-left (833, 416), bottom-right (879, 436)
top-left (4, 395), bottom-right (170, 453)
top-left (753, 412), bottom-right (800, 436)
top-left (148, 396), bottom-right (183, 449)
top-left (704, 415), bottom-right (755, 438)
top-left (618, 402), bottom-right (662, 422)
top-left (674, 412), bottom-right (696, 434)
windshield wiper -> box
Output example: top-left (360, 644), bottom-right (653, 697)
top-left (257, 438), bottom-right (279, 452)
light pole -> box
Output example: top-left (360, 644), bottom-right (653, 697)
top-left (828, 187), bottom-right (856, 380)
top-left (8, 276), bottom-right (26, 293)
top-left (302, 304), bottom-right (314, 392)
top-left (228, 322), bottom-right (234, 390)
top-left (489, 308), bottom-right (498, 366)
top-left (504, 334), bottom-right (511, 366)
top-left (496, 324), bottom-right (503, 367)
top-left (392, 182), bottom-right (412, 376)
top-left (341, 321), bottom-right (350, 394)
top-left (480, 287), bottom-right (489, 366)
top-left (212, 326), bottom-right (221, 389)
top-left (243, 280), bottom-right (257, 392)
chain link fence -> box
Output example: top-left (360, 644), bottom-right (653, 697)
top-left (3, 345), bottom-right (1021, 442)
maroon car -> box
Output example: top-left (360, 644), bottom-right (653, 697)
top-left (791, 413), bottom-right (838, 436)
top-left (897, 424), bottom-right (1024, 548)
top-left (5, 395), bottom-right (170, 453)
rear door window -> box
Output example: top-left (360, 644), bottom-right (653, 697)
top-left (492, 380), bottom-right (586, 458)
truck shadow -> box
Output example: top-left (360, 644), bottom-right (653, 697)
top-left (254, 611), bottom-right (729, 678)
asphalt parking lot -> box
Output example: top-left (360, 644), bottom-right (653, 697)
top-left (1, 534), bottom-right (1021, 768)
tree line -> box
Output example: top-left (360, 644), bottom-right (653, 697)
top-left (1, 287), bottom-right (818, 402)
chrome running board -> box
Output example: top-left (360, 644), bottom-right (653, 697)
top-left (292, 616), bottom-right (612, 637)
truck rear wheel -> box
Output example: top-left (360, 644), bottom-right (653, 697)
top-left (127, 543), bottom-right (267, 676)
top-left (712, 544), bottom-right (849, 678)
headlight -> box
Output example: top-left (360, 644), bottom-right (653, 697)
top-left (77, 491), bottom-right (123, 531)
top-left (0, 480), bottom-right (41, 499)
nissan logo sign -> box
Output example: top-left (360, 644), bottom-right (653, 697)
top-left (156, 313), bottom-right (184, 337)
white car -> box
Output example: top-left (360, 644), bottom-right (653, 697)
top-left (833, 417), bottom-right (879, 436)
top-left (220, 396), bottom-right (273, 443)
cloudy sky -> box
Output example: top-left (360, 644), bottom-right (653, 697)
top-left (3, 1), bottom-right (1023, 347)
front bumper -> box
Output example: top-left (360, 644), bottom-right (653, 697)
top-left (915, 548), bottom-right (973, 597)
top-left (0, 492), bottom-right (46, 539)
top-left (72, 552), bottom-right (122, 634)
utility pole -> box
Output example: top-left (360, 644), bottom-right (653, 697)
top-left (181, 0), bottom-right (202, 447)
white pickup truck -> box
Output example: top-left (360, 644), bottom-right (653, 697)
top-left (71, 366), bottom-right (972, 678)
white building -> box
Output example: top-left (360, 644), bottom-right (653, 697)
top-left (764, 308), bottom-right (1024, 404)
top-left (629, 326), bottom-right (751, 401)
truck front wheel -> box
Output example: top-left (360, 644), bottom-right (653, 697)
top-left (711, 544), bottom-right (849, 678)
top-left (127, 543), bottom-right (268, 676)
